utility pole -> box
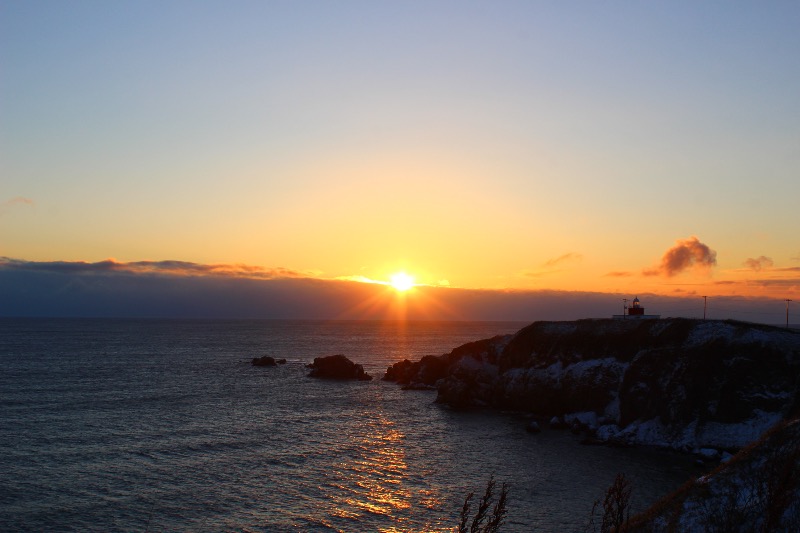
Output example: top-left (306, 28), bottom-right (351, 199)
top-left (703, 296), bottom-right (707, 320)
top-left (787, 299), bottom-right (793, 329)
top-left (622, 298), bottom-right (627, 319)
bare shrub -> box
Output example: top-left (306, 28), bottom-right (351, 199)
top-left (458, 475), bottom-right (510, 533)
top-left (587, 473), bottom-right (632, 533)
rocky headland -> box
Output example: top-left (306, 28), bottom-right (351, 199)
top-left (383, 318), bottom-right (800, 454)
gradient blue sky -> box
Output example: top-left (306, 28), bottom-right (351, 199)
top-left (2, 1), bottom-right (799, 318)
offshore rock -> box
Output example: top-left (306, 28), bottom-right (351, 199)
top-left (251, 356), bottom-right (277, 367)
top-left (393, 318), bottom-right (800, 452)
top-left (307, 354), bottom-right (372, 381)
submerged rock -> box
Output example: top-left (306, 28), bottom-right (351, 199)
top-left (526, 420), bottom-right (542, 433)
top-left (307, 354), bottom-right (372, 381)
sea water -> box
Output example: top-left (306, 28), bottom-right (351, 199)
top-left (0, 319), bottom-right (700, 532)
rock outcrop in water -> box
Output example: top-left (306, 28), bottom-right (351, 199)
top-left (251, 356), bottom-right (287, 366)
top-left (384, 318), bottom-right (800, 452)
top-left (383, 337), bottom-right (508, 389)
top-left (307, 354), bottom-right (372, 381)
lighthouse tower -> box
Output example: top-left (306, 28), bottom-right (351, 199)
top-left (613, 296), bottom-right (660, 320)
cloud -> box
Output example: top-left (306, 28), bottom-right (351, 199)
top-left (1, 257), bottom-right (796, 321)
top-left (604, 271), bottom-right (633, 277)
top-left (543, 253), bottom-right (583, 267)
top-left (0, 257), bottom-right (313, 280)
top-left (643, 236), bottom-right (717, 277)
top-left (522, 253), bottom-right (584, 278)
top-left (0, 197), bottom-right (34, 216)
top-left (520, 269), bottom-right (550, 278)
top-left (335, 275), bottom-right (381, 284)
top-left (743, 256), bottom-right (774, 271)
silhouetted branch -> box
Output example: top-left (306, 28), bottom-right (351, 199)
top-left (459, 475), bottom-right (510, 533)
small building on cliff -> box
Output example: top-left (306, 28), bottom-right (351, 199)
top-left (613, 296), bottom-right (661, 320)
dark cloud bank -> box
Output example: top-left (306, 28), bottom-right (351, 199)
top-left (0, 258), bottom-right (791, 324)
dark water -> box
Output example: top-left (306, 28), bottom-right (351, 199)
top-left (0, 319), bottom-right (700, 532)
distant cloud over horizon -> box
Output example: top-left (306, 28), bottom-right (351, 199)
top-left (643, 236), bottom-right (717, 277)
top-left (0, 257), bottom-right (314, 280)
top-left (0, 255), bottom-right (793, 324)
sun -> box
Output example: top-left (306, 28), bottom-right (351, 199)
top-left (389, 272), bottom-right (415, 292)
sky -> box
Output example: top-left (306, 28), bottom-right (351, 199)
top-left (2, 1), bottom-right (799, 321)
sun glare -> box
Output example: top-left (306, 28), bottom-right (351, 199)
top-left (390, 272), bottom-right (415, 292)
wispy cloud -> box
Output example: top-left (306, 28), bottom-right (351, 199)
top-left (335, 275), bottom-right (382, 284)
top-left (604, 271), bottom-right (633, 277)
top-left (0, 197), bottom-right (34, 217)
top-left (743, 256), bottom-right (774, 271)
top-left (643, 236), bottom-right (717, 277)
top-left (0, 257), bottom-right (314, 280)
top-left (522, 252), bottom-right (583, 278)
top-left (543, 253), bottom-right (583, 268)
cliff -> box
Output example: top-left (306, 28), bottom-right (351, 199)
top-left (384, 318), bottom-right (800, 453)
top-left (627, 417), bottom-right (800, 532)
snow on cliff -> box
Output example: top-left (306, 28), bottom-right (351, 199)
top-left (386, 318), bottom-right (800, 453)
top-left (627, 418), bottom-right (800, 532)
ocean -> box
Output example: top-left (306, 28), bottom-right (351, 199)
top-left (0, 318), bottom-right (700, 532)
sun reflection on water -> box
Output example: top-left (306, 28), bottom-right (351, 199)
top-left (321, 412), bottom-right (450, 531)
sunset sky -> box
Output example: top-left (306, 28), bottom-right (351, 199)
top-left (2, 2), bottom-right (799, 319)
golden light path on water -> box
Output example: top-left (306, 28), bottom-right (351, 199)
top-left (318, 410), bottom-right (451, 533)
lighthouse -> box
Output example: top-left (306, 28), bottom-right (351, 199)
top-left (628, 296), bottom-right (644, 316)
top-left (613, 296), bottom-right (660, 320)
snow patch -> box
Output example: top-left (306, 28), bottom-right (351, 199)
top-left (563, 357), bottom-right (622, 378)
top-left (696, 410), bottom-right (784, 448)
top-left (596, 424), bottom-right (620, 440)
top-left (685, 321), bottom-right (736, 347)
top-left (564, 411), bottom-right (598, 429)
